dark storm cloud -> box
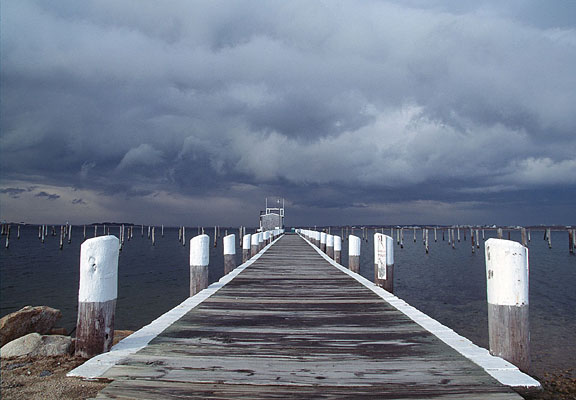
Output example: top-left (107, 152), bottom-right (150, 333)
top-left (1, 0), bottom-right (575, 225)
top-left (0, 188), bottom-right (27, 198)
top-left (35, 191), bottom-right (61, 200)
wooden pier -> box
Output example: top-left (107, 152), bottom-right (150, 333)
top-left (80, 234), bottom-right (530, 399)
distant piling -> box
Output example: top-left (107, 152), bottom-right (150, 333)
top-left (485, 238), bottom-right (530, 371)
top-left (348, 235), bottom-right (361, 273)
top-left (374, 233), bottom-right (394, 293)
top-left (75, 235), bottom-right (119, 358)
top-left (189, 234), bottom-right (209, 296)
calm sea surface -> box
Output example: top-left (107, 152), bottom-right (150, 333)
top-left (1, 225), bottom-right (574, 378)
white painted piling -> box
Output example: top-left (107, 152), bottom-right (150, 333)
top-left (75, 235), bottom-right (119, 358)
top-left (374, 233), bottom-right (394, 293)
top-left (334, 235), bottom-right (342, 263)
top-left (242, 234), bottom-right (252, 262)
top-left (94, 225), bottom-right (97, 237)
top-left (190, 234), bottom-right (209, 296)
top-left (68, 225), bottom-right (72, 244)
top-left (251, 234), bottom-right (259, 257)
top-left (258, 232), bottom-right (264, 251)
top-left (182, 227), bottom-right (186, 246)
top-left (348, 235), bottom-right (361, 273)
top-left (485, 238), bottom-right (530, 371)
top-left (326, 234), bottom-right (334, 258)
top-left (223, 234), bottom-right (236, 275)
top-left (320, 232), bottom-right (327, 253)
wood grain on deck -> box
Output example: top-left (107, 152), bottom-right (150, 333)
top-left (95, 235), bottom-right (522, 399)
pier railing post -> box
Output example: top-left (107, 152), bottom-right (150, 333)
top-left (242, 234), bottom-right (251, 262)
top-left (190, 234), bottom-right (209, 296)
top-left (223, 234), bottom-right (236, 275)
top-left (326, 234), bottom-right (334, 258)
top-left (258, 232), bottom-right (264, 251)
top-left (348, 235), bottom-right (361, 273)
top-left (485, 238), bottom-right (530, 371)
top-left (320, 232), bottom-right (327, 253)
top-left (75, 235), bottom-right (119, 358)
top-left (334, 235), bottom-right (342, 263)
top-left (374, 233), bottom-right (394, 293)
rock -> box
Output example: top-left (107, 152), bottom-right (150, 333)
top-left (1, 333), bottom-right (73, 358)
top-left (113, 330), bottom-right (135, 346)
top-left (0, 306), bottom-right (62, 346)
top-left (49, 327), bottom-right (68, 335)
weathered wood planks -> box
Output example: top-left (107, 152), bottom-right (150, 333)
top-left (95, 234), bottom-right (522, 399)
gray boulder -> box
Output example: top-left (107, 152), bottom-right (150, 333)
top-left (0, 305), bottom-right (62, 346)
top-left (1, 333), bottom-right (74, 358)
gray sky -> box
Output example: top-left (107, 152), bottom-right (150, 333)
top-left (1, 0), bottom-right (575, 226)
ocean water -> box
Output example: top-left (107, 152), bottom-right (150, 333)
top-left (1, 225), bottom-right (574, 378)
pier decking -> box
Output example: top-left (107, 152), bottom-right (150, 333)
top-left (90, 234), bottom-right (526, 399)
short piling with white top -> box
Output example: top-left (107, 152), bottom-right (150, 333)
top-left (348, 235), bottom-right (361, 273)
top-left (75, 235), bottom-right (120, 358)
top-left (326, 234), bottom-right (334, 258)
top-left (485, 238), bottom-right (530, 371)
top-left (334, 235), bottom-right (342, 263)
top-left (223, 234), bottom-right (236, 275)
top-left (374, 233), bottom-right (394, 293)
top-left (242, 234), bottom-right (251, 262)
top-left (190, 234), bottom-right (210, 296)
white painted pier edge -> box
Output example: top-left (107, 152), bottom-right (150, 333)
top-left (299, 233), bottom-right (540, 389)
top-left (68, 234), bottom-right (284, 380)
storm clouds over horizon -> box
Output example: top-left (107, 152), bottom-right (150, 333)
top-left (1, 0), bottom-right (575, 226)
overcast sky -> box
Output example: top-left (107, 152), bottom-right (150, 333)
top-left (1, 0), bottom-right (575, 227)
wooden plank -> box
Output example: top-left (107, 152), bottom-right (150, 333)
top-left (96, 235), bottom-right (522, 399)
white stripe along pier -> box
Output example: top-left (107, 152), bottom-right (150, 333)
top-left (71, 233), bottom-right (539, 399)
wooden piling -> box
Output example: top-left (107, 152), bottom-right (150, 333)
top-left (434, 227), bottom-right (437, 242)
top-left (17, 224), bottom-right (20, 240)
top-left (497, 228), bottom-right (503, 239)
top-left (75, 235), bottom-right (119, 358)
top-left (190, 234), bottom-right (209, 296)
top-left (457, 227), bottom-right (460, 242)
top-left (413, 228), bottom-right (416, 242)
top-left (425, 229), bottom-right (429, 253)
top-left (5, 225), bottom-right (10, 248)
top-left (152, 227), bottom-right (155, 246)
top-left (569, 229), bottom-right (574, 254)
top-left (223, 234), bottom-right (236, 275)
top-left (326, 234), bottom-right (334, 258)
top-left (471, 230), bottom-right (475, 253)
top-left (251, 234), bottom-right (259, 257)
top-left (520, 228), bottom-right (528, 247)
top-left (547, 228), bottom-right (552, 249)
top-left (242, 234), bottom-right (251, 262)
top-left (94, 225), bottom-right (98, 237)
top-left (348, 235), bottom-right (361, 273)
top-left (83, 225), bottom-right (86, 239)
top-left (334, 235), bottom-right (342, 263)
top-left (374, 233), bottom-right (394, 292)
top-left (59, 226), bottom-right (64, 250)
top-left (485, 238), bottom-right (530, 371)
top-left (182, 227), bottom-right (186, 246)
